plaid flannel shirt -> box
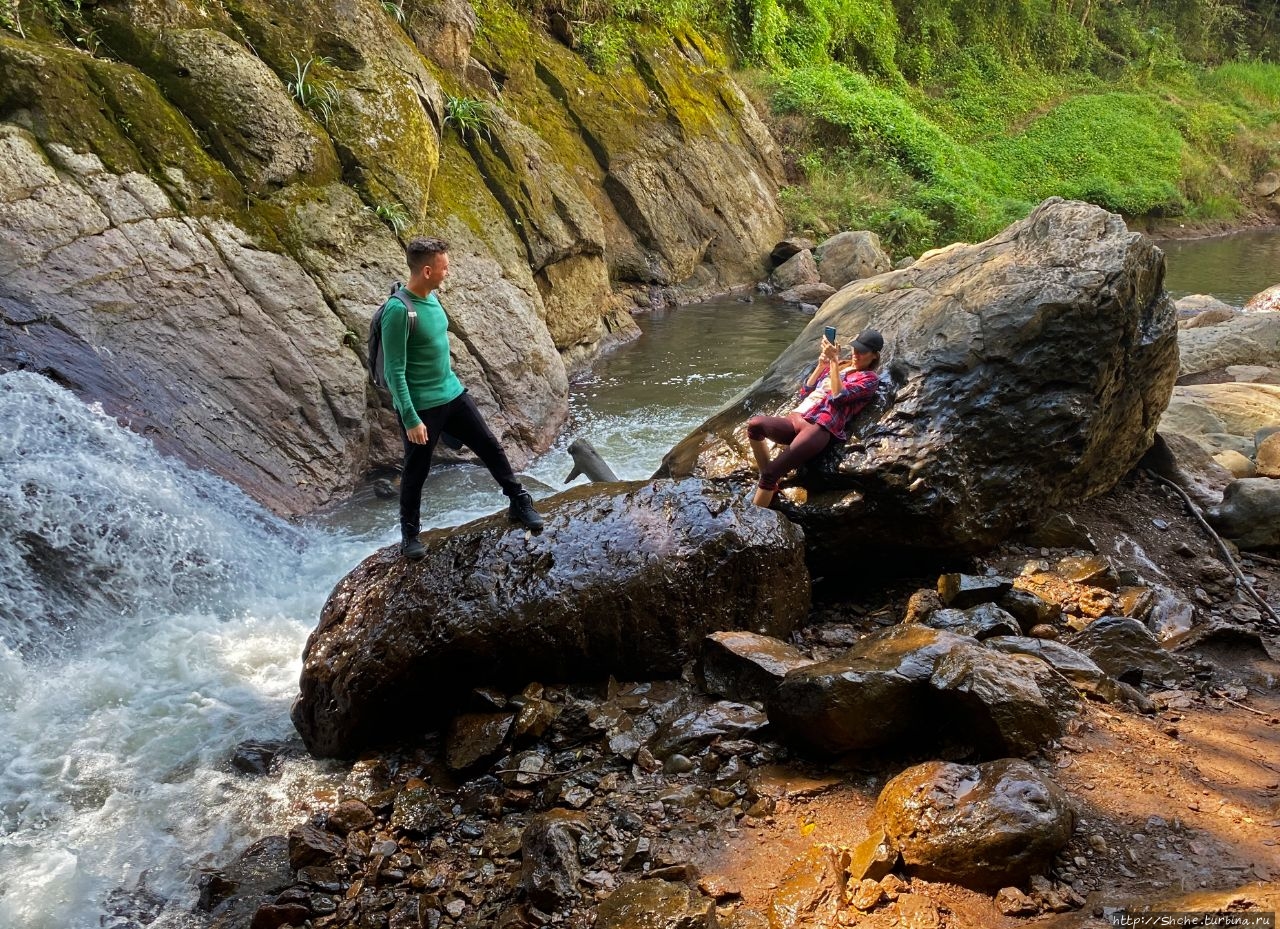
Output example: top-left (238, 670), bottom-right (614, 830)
top-left (794, 366), bottom-right (879, 441)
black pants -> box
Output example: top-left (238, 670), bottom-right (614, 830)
top-left (400, 390), bottom-right (522, 532)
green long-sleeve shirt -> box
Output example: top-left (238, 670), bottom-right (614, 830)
top-left (381, 291), bottom-right (464, 430)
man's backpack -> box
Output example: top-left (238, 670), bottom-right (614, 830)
top-left (368, 283), bottom-right (417, 390)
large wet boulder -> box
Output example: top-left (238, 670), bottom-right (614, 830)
top-left (659, 199), bottom-right (1178, 560)
top-left (292, 480), bottom-right (809, 757)
top-left (767, 625), bottom-right (1076, 757)
top-left (873, 759), bottom-right (1075, 891)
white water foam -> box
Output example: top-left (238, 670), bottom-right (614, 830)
top-left (0, 372), bottom-right (377, 929)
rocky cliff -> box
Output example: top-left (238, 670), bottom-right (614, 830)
top-left (0, 0), bottom-right (784, 514)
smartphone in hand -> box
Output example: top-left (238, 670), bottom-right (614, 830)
top-left (823, 325), bottom-right (837, 344)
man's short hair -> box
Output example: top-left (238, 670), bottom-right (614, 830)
top-left (406, 236), bottom-right (449, 273)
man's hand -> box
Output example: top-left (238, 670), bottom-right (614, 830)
top-left (407, 423), bottom-right (429, 445)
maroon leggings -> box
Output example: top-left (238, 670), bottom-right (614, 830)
top-left (747, 413), bottom-right (833, 490)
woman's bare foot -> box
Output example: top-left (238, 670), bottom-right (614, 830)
top-left (752, 487), bottom-right (776, 508)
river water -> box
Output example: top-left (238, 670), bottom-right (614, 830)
top-left (0, 229), bottom-right (1276, 929)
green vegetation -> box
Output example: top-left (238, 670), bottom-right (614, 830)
top-left (443, 93), bottom-right (497, 141)
top-left (380, 0), bottom-right (406, 24)
top-left (505, 0), bottom-right (1280, 254)
top-left (286, 54), bottom-right (340, 126)
top-left (370, 201), bottom-right (412, 235)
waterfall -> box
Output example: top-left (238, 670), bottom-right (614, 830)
top-left (0, 372), bottom-right (365, 929)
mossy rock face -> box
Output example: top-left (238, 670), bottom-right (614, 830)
top-left (471, 0), bottom-right (783, 292)
top-left (0, 36), bottom-right (244, 217)
top-left (93, 0), bottom-right (343, 192)
top-left (222, 0), bottom-right (443, 216)
top-left (462, 110), bottom-right (606, 271)
top-left (153, 28), bottom-right (342, 192)
top-left (0, 37), bottom-right (146, 176)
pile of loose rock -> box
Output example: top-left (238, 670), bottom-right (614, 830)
top-left (199, 542), bottom-right (1226, 929)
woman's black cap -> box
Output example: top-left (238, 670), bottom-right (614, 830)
top-left (851, 329), bottom-right (884, 354)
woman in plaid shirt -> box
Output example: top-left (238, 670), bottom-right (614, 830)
top-left (747, 328), bottom-right (883, 508)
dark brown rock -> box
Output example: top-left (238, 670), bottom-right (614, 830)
top-left (999, 587), bottom-right (1063, 632)
top-left (293, 480), bottom-right (809, 757)
top-left (249, 902), bottom-right (311, 929)
top-left (200, 836), bottom-right (293, 922)
top-left (391, 785), bottom-right (448, 836)
top-left (597, 879), bottom-right (716, 928)
top-left (911, 603), bottom-right (1021, 640)
top-left (230, 739), bottom-right (287, 776)
top-left (770, 624), bottom-right (1074, 756)
top-left (650, 701), bottom-right (769, 759)
top-left (446, 712), bottom-right (515, 771)
top-left (874, 759), bottom-right (1075, 891)
top-left (326, 800), bottom-right (375, 835)
top-left (929, 642), bottom-right (1076, 755)
top-left (520, 810), bottom-right (590, 911)
top-left (768, 625), bottom-right (962, 755)
top-left (1023, 513), bottom-right (1097, 549)
top-left (659, 200), bottom-right (1178, 563)
top-left (938, 574), bottom-right (1013, 609)
top-left (699, 631), bottom-right (814, 704)
top-left (904, 588), bottom-right (944, 624)
top-left (1067, 615), bottom-right (1185, 686)
top-left (983, 636), bottom-right (1128, 703)
top-left (287, 826), bottom-right (345, 870)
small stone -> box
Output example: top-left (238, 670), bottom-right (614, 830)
top-left (1089, 834), bottom-right (1108, 854)
top-left (445, 898), bottom-right (466, 918)
top-left (250, 902), bottom-right (311, 929)
top-left (850, 878), bottom-right (886, 912)
top-left (327, 800), bottom-right (375, 835)
top-left (879, 874), bottom-right (910, 898)
top-left (996, 886), bottom-right (1038, 917)
top-left (698, 875), bottom-right (742, 900)
top-left (1029, 624), bottom-right (1060, 640)
top-left (231, 739), bottom-right (285, 776)
top-left (664, 754), bottom-right (694, 774)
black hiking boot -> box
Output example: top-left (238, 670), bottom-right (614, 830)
top-left (401, 528), bottom-right (426, 561)
top-left (507, 491), bottom-right (544, 531)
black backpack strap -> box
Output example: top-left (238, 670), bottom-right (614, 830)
top-left (392, 286), bottom-right (418, 337)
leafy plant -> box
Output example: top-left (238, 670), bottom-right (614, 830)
top-left (0, 0), bottom-right (23, 36)
top-left (380, 0), bottom-right (406, 24)
top-left (443, 94), bottom-right (496, 141)
top-left (287, 55), bottom-right (341, 126)
top-left (369, 201), bottom-right (412, 234)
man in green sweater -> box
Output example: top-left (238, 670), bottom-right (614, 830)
top-left (382, 236), bottom-right (543, 560)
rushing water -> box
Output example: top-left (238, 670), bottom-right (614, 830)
top-left (0, 223), bottom-right (1273, 927)
top-left (0, 296), bottom-right (806, 929)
